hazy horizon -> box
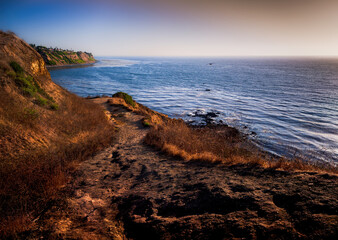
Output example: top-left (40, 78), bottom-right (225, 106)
top-left (1, 0), bottom-right (337, 57)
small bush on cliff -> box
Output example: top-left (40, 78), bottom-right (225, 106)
top-left (9, 61), bottom-right (56, 108)
top-left (34, 95), bottom-right (48, 106)
top-left (23, 108), bottom-right (39, 120)
top-left (49, 102), bottom-right (59, 110)
top-left (113, 92), bottom-right (135, 107)
top-left (10, 61), bottom-right (24, 74)
top-left (47, 60), bottom-right (57, 65)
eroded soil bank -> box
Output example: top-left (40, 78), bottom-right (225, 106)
top-left (26, 98), bottom-right (338, 240)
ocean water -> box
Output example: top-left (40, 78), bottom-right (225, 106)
top-left (49, 57), bottom-right (338, 164)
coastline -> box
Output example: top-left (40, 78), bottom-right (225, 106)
top-left (48, 57), bottom-right (338, 165)
top-left (1, 30), bottom-right (337, 238)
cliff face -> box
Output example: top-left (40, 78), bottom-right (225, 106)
top-left (0, 32), bottom-right (51, 82)
top-left (0, 30), bottom-right (110, 161)
top-left (32, 45), bottom-right (95, 66)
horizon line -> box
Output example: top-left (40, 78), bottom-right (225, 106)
top-left (94, 55), bottom-right (338, 58)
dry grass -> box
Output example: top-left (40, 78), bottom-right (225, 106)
top-left (0, 90), bottom-right (114, 237)
top-left (145, 119), bottom-right (338, 174)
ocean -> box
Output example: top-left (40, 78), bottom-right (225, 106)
top-left (49, 57), bottom-right (338, 164)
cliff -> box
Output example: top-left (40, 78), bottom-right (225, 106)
top-left (31, 44), bottom-right (95, 66)
top-left (0, 31), bottom-right (112, 236)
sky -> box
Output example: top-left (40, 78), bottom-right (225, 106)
top-left (0, 0), bottom-right (337, 57)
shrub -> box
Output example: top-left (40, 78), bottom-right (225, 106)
top-left (76, 59), bottom-right (85, 64)
top-left (35, 95), bottom-right (48, 106)
top-left (9, 61), bottom-right (24, 74)
top-left (47, 60), bottom-right (57, 65)
top-left (23, 108), bottom-right (39, 120)
top-left (113, 92), bottom-right (135, 107)
top-left (22, 87), bottom-right (36, 97)
top-left (50, 103), bottom-right (59, 110)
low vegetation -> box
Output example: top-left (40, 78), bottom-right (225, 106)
top-left (112, 91), bottom-right (136, 107)
top-left (9, 61), bottom-right (56, 109)
top-left (31, 45), bottom-right (95, 66)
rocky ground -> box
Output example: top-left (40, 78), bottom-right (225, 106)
top-left (26, 98), bottom-right (338, 240)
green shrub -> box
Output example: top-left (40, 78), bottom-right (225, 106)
top-left (22, 87), bottom-right (36, 97)
top-left (9, 61), bottom-right (24, 74)
top-left (76, 59), bottom-right (85, 64)
top-left (35, 95), bottom-right (48, 106)
top-left (23, 108), bottom-right (39, 120)
top-left (15, 76), bottom-right (36, 90)
top-left (48, 60), bottom-right (57, 65)
top-left (50, 103), bottom-right (59, 110)
top-left (112, 92), bottom-right (135, 107)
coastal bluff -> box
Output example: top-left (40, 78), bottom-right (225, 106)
top-left (1, 31), bottom-right (337, 239)
top-left (31, 44), bottom-right (95, 66)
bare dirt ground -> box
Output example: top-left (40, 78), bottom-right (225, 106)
top-left (26, 98), bottom-right (338, 240)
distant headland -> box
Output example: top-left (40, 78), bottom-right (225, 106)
top-left (30, 44), bottom-right (96, 66)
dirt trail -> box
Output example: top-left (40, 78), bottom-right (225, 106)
top-left (28, 99), bottom-right (338, 240)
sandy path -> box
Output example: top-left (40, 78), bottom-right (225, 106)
top-left (27, 99), bottom-right (338, 240)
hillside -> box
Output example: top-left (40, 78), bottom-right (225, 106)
top-left (31, 44), bottom-right (95, 66)
top-left (0, 31), bottom-right (112, 236)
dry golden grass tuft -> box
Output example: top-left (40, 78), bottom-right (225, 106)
top-left (144, 119), bottom-right (338, 174)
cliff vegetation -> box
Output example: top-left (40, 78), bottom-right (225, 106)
top-left (30, 44), bottom-right (95, 66)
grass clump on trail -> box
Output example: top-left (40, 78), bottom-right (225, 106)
top-left (113, 91), bottom-right (135, 107)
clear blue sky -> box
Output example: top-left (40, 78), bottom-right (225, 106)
top-left (1, 0), bottom-right (337, 56)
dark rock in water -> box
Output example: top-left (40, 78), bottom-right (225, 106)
top-left (206, 112), bottom-right (217, 118)
top-left (189, 110), bottom-right (222, 125)
top-left (205, 89), bottom-right (211, 91)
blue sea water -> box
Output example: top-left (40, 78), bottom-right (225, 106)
top-left (49, 57), bottom-right (338, 164)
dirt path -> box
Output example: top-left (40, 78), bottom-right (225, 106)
top-left (28, 99), bottom-right (338, 240)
